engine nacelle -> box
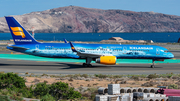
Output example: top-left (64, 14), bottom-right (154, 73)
top-left (96, 56), bottom-right (116, 65)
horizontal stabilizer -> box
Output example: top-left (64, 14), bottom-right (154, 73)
top-left (7, 45), bottom-right (29, 50)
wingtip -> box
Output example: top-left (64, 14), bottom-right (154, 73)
top-left (63, 38), bottom-right (68, 43)
top-left (69, 41), bottom-right (77, 52)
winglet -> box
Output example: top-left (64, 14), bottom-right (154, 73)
top-left (69, 42), bottom-right (77, 52)
top-left (63, 38), bottom-right (68, 43)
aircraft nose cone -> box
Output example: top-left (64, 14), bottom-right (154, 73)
top-left (169, 53), bottom-right (174, 58)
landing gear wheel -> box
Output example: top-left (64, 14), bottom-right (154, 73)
top-left (151, 65), bottom-right (154, 68)
top-left (83, 63), bottom-right (87, 67)
top-left (151, 60), bottom-right (155, 68)
top-left (87, 64), bottom-right (92, 67)
top-left (83, 63), bottom-right (92, 67)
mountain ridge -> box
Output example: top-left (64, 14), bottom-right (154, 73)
top-left (0, 6), bottom-right (180, 33)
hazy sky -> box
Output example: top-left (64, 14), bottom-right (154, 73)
top-left (0, 0), bottom-right (180, 17)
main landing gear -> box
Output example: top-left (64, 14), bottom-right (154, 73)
top-left (151, 60), bottom-right (155, 68)
top-left (83, 57), bottom-right (93, 67)
top-left (83, 63), bottom-right (92, 67)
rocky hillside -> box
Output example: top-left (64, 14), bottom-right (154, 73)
top-left (1, 6), bottom-right (180, 33)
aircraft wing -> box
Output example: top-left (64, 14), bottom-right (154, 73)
top-left (7, 45), bottom-right (29, 50)
top-left (76, 52), bottom-right (102, 58)
top-left (69, 42), bottom-right (111, 58)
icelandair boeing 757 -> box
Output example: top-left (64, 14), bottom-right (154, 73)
top-left (5, 16), bottom-right (174, 68)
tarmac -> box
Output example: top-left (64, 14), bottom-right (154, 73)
top-left (0, 58), bottom-right (180, 75)
top-left (0, 47), bottom-right (180, 75)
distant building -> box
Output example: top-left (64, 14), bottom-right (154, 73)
top-left (101, 37), bottom-right (153, 43)
top-left (108, 37), bottom-right (124, 41)
top-left (146, 40), bottom-right (154, 43)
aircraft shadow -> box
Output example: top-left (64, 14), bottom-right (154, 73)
top-left (57, 63), bottom-right (111, 69)
top-left (57, 63), bottom-right (163, 69)
top-left (0, 63), bottom-right (62, 67)
top-left (116, 65), bottom-right (163, 68)
top-left (0, 62), bottom-right (163, 70)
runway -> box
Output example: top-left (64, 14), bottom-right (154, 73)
top-left (0, 58), bottom-right (180, 75)
top-left (0, 49), bottom-right (180, 75)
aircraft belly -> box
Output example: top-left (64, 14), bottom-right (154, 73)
top-left (116, 52), bottom-right (156, 59)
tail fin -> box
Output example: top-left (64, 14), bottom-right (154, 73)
top-left (5, 16), bottom-right (39, 45)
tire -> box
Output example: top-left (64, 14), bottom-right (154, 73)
top-left (83, 63), bottom-right (87, 67)
top-left (151, 65), bottom-right (154, 68)
top-left (88, 64), bottom-right (92, 67)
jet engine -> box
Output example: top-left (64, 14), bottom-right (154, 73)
top-left (96, 56), bottom-right (116, 65)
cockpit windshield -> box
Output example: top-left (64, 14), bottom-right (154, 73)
top-left (164, 50), bottom-right (169, 53)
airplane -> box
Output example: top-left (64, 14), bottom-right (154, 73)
top-left (5, 16), bottom-right (174, 68)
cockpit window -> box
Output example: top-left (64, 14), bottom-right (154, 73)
top-left (164, 50), bottom-right (169, 53)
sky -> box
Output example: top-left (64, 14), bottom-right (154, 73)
top-left (0, 0), bottom-right (180, 17)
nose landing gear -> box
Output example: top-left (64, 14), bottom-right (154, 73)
top-left (151, 60), bottom-right (155, 68)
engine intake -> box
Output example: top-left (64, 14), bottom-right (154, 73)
top-left (96, 56), bottom-right (116, 65)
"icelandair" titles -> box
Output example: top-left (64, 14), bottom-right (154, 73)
top-left (15, 39), bottom-right (32, 42)
top-left (130, 47), bottom-right (153, 50)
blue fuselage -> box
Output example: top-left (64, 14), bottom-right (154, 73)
top-left (7, 43), bottom-right (174, 60)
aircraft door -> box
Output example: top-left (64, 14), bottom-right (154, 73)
top-left (33, 45), bottom-right (40, 54)
top-left (35, 45), bottom-right (39, 50)
top-left (123, 47), bottom-right (127, 54)
top-left (156, 48), bottom-right (160, 55)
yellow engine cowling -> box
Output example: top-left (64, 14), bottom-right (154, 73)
top-left (96, 56), bottom-right (116, 65)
